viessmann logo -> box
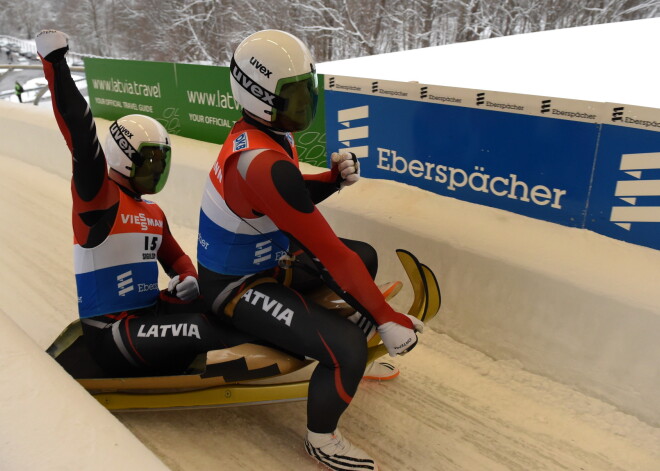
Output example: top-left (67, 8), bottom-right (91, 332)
top-left (337, 105), bottom-right (369, 159)
top-left (610, 152), bottom-right (660, 230)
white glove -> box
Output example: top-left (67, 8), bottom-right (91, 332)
top-left (35, 30), bottom-right (69, 60)
top-left (377, 314), bottom-right (424, 357)
top-left (331, 152), bottom-right (360, 187)
top-left (168, 275), bottom-right (200, 302)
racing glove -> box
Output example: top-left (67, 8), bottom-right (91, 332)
top-left (168, 275), bottom-right (200, 302)
top-left (377, 314), bottom-right (424, 357)
top-left (331, 152), bottom-right (360, 187)
top-left (35, 30), bottom-right (69, 62)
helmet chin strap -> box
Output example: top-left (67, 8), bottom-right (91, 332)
top-left (243, 109), bottom-right (291, 135)
top-left (244, 110), bottom-right (272, 127)
top-left (108, 168), bottom-right (141, 196)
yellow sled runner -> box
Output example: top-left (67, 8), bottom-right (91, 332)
top-left (46, 250), bottom-right (440, 412)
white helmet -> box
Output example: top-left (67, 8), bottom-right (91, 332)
top-left (104, 114), bottom-right (172, 194)
top-left (230, 30), bottom-right (318, 132)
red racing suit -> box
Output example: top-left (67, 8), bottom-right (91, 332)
top-left (196, 114), bottom-right (411, 433)
top-left (40, 48), bottom-right (230, 375)
top-left (198, 117), bottom-right (413, 330)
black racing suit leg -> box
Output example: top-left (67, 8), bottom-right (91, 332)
top-left (81, 295), bottom-right (256, 377)
top-left (230, 281), bottom-right (368, 433)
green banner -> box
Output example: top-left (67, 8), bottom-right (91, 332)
top-left (84, 58), bottom-right (327, 166)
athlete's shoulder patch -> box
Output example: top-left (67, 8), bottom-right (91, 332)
top-left (233, 132), bottom-right (249, 152)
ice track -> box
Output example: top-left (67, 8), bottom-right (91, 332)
top-left (2, 153), bottom-right (659, 471)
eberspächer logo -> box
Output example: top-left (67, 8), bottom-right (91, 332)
top-left (337, 105), bottom-right (369, 158)
top-left (476, 92), bottom-right (485, 106)
top-left (328, 77), bottom-right (335, 88)
top-left (117, 270), bottom-right (134, 296)
top-left (612, 107), bottom-right (625, 121)
top-left (541, 100), bottom-right (551, 113)
top-left (610, 152), bottom-right (660, 230)
top-left (420, 86), bottom-right (428, 99)
top-left (371, 82), bottom-right (378, 93)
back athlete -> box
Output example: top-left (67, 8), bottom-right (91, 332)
top-left (197, 30), bottom-right (423, 470)
top-left (36, 30), bottom-right (240, 376)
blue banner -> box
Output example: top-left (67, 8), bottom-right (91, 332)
top-left (586, 123), bottom-right (660, 250)
top-left (325, 91), bottom-right (599, 227)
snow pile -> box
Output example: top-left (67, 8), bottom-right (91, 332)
top-left (317, 18), bottom-right (660, 109)
top-left (0, 308), bottom-right (169, 471)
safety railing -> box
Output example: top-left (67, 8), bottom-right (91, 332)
top-left (0, 64), bottom-right (85, 106)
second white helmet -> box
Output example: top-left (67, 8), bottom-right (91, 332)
top-left (230, 30), bottom-right (318, 132)
top-left (104, 114), bottom-right (172, 194)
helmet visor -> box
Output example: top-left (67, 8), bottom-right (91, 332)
top-left (130, 144), bottom-right (171, 194)
top-left (273, 71), bottom-right (318, 132)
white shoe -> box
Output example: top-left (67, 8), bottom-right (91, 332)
top-left (363, 361), bottom-right (400, 381)
top-left (304, 429), bottom-right (378, 470)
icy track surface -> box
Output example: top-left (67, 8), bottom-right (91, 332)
top-left (2, 153), bottom-right (660, 471)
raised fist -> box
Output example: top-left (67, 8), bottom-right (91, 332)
top-left (35, 30), bottom-right (69, 62)
top-left (331, 152), bottom-right (360, 187)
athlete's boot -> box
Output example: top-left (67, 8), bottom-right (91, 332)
top-left (362, 361), bottom-right (400, 381)
top-left (304, 429), bottom-right (378, 471)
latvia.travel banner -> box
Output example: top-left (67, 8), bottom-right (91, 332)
top-left (323, 75), bottom-right (601, 227)
top-left (84, 58), bottom-right (327, 166)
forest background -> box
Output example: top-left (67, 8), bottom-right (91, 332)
top-left (1, 0), bottom-right (659, 64)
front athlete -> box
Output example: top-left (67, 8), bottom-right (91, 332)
top-left (197, 30), bottom-right (423, 470)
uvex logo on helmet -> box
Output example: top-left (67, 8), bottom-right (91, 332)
top-left (230, 56), bottom-right (286, 111)
top-left (249, 57), bottom-right (272, 77)
top-left (109, 121), bottom-right (139, 162)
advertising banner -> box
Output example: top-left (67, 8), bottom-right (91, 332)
top-left (324, 76), bottom-right (600, 227)
top-left (83, 59), bottom-right (658, 251)
top-left (84, 58), bottom-right (327, 165)
top-left (586, 104), bottom-right (660, 251)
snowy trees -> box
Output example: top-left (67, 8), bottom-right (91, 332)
top-left (1, 0), bottom-right (659, 63)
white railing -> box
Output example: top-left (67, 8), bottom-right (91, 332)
top-left (1, 34), bottom-right (86, 68)
top-left (0, 64), bottom-right (85, 105)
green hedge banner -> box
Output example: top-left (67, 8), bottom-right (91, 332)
top-left (84, 58), bottom-right (327, 167)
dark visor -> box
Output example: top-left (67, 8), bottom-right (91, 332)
top-left (272, 72), bottom-right (318, 132)
top-left (130, 144), bottom-right (171, 194)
